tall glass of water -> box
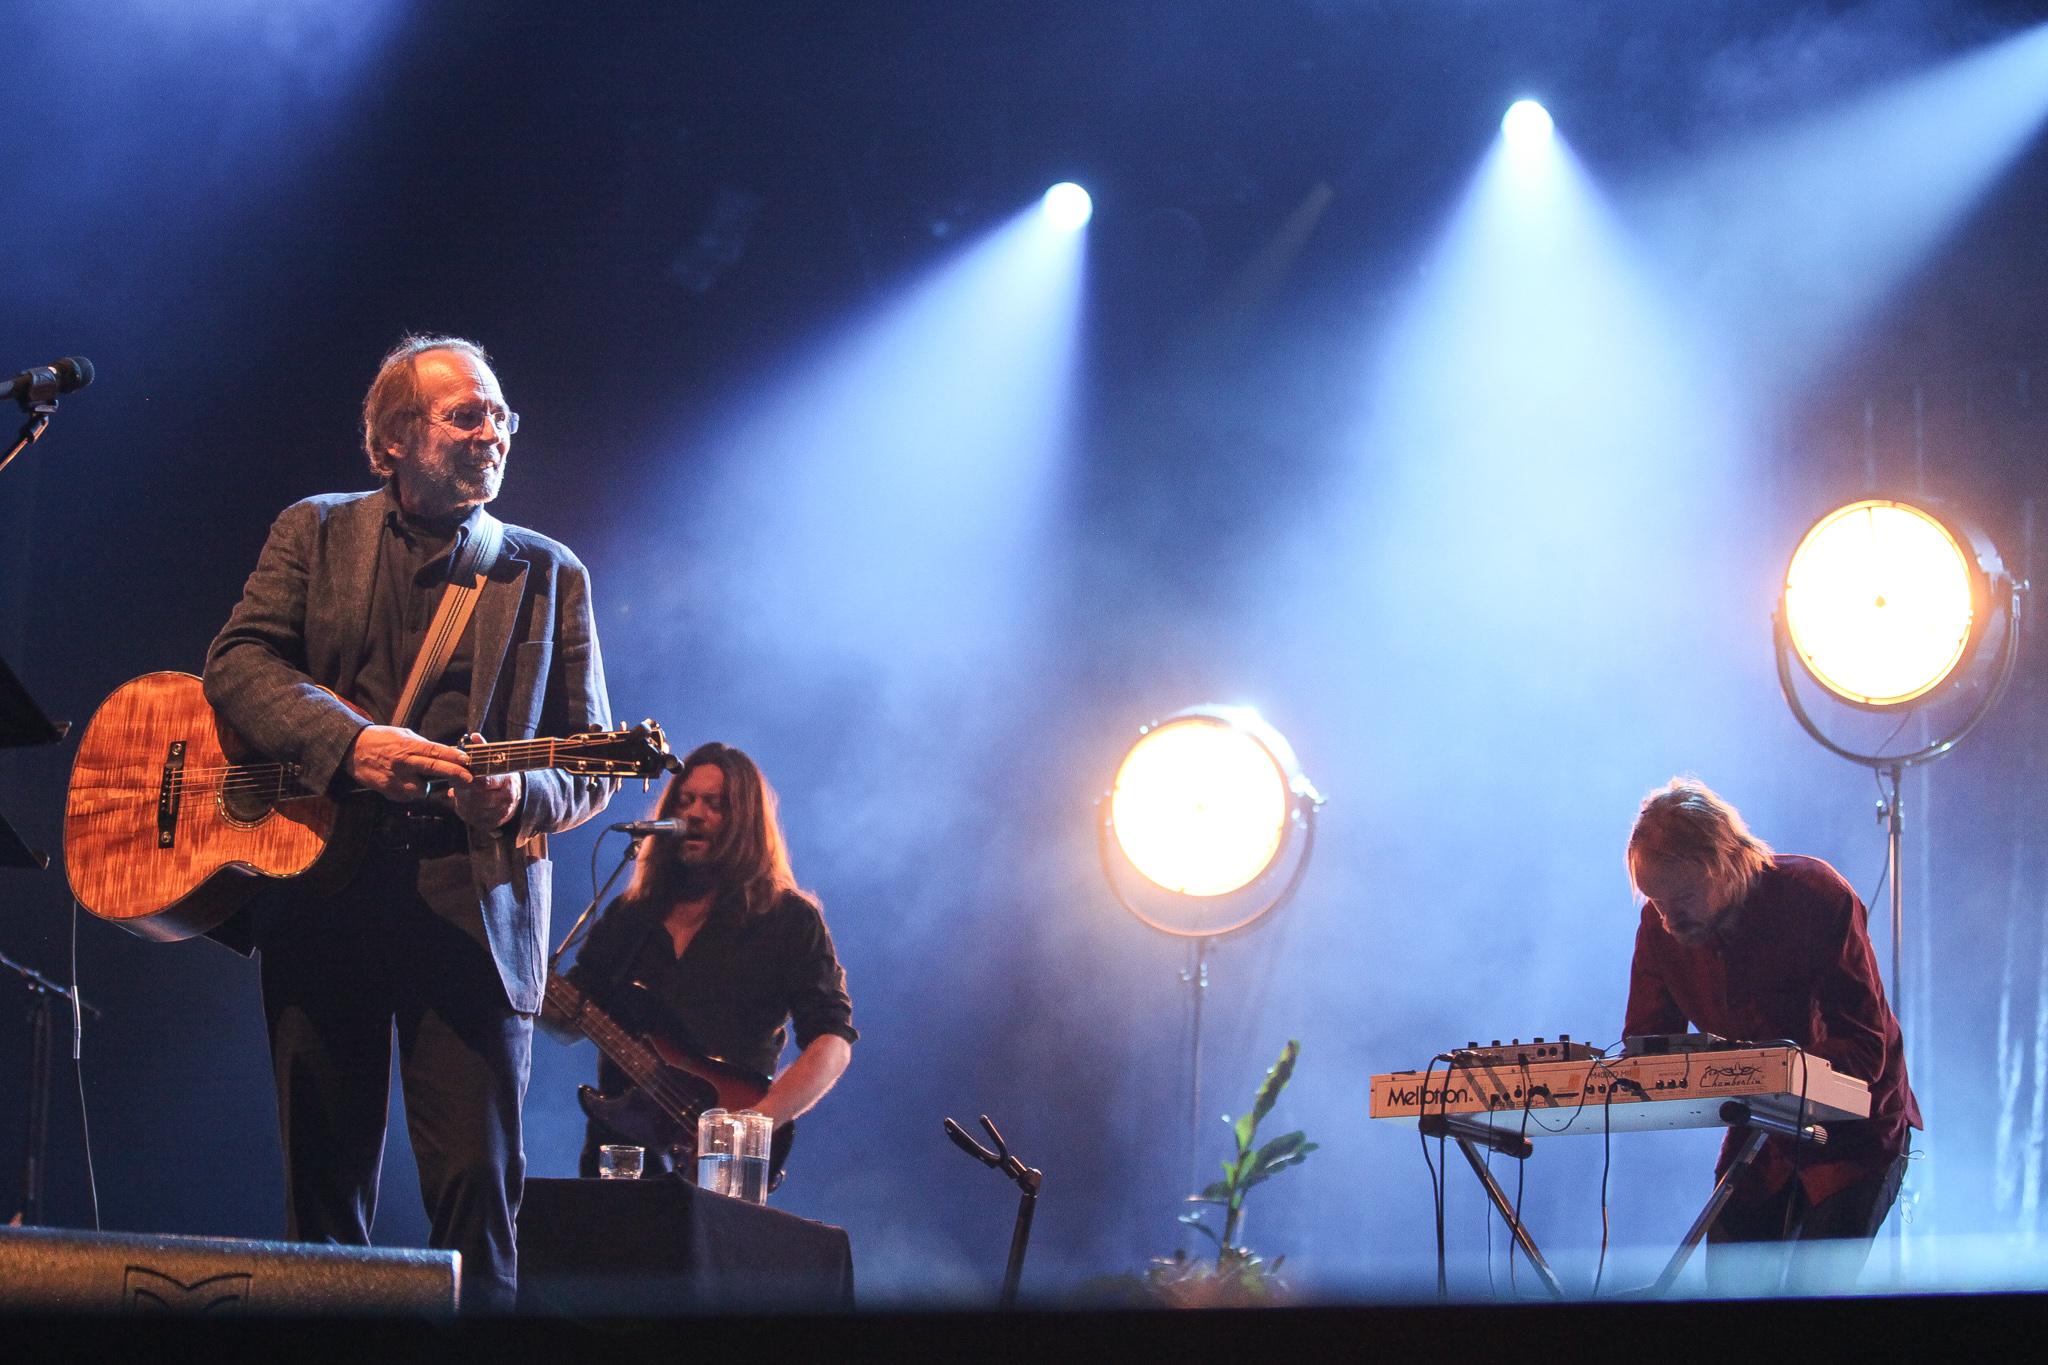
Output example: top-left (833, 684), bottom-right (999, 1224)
top-left (696, 1108), bottom-right (734, 1195)
top-left (696, 1109), bottom-right (773, 1204)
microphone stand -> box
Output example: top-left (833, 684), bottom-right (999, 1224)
top-left (1, 382), bottom-right (60, 480)
top-left (2, 949), bottom-right (100, 1225)
top-left (943, 1113), bottom-right (1042, 1310)
top-left (546, 834), bottom-right (643, 983)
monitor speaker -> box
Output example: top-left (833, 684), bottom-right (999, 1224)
top-left (0, 1224), bottom-right (458, 1315)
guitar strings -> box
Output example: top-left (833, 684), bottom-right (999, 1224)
top-left (166, 739), bottom-right (568, 785)
top-left (153, 735), bottom-right (649, 802)
top-left (563, 990), bottom-right (719, 1128)
top-left (552, 984), bottom-right (722, 1124)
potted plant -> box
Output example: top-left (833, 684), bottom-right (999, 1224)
top-left (1139, 1039), bottom-right (1318, 1307)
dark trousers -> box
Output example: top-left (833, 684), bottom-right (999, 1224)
top-left (258, 850), bottom-right (532, 1312)
top-left (1705, 1147), bottom-right (1910, 1296)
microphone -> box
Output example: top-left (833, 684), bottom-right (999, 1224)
top-left (5, 357), bottom-right (95, 405)
top-left (608, 819), bottom-right (681, 836)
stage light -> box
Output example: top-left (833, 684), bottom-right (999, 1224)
top-left (1502, 99), bottom-right (1554, 146)
top-left (1098, 705), bottom-right (1322, 1198)
top-left (1773, 493), bottom-right (2026, 1065)
top-left (1041, 182), bottom-right (1093, 231)
top-left (1774, 494), bottom-right (2022, 766)
top-left (1111, 715), bottom-right (1289, 897)
top-left (1101, 705), bottom-right (1320, 937)
top-left (1781, 499), bottom-right (1980, 707)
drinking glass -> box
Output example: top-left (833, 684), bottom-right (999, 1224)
top-left (696, 1109), bottom-right (773, 1204)
top-left (597, 1143), bottom-right (644, 1180)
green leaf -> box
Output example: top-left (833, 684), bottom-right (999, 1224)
top-left (1248, 1039), bottom-right (1301, 1133)
top-left (1186, 1181), bottom-right (1232, 1205)
top-left (1251, 1130), bottom-right (1311, 1166)
top-left (1232, 1110), bottom-right (1256, 1155)
top-left (1177, 1212), bottom-right (1221, 1246)
top-left (1242, 1135), bottom-right (1319, 1190)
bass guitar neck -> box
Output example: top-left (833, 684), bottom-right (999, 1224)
top-left (545, 972), bottom-right (793, 1187)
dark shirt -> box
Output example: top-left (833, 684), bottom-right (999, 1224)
top-left (1623, 854), bottom-right (1920, 1203)
top-left (348, 488), bottom-right (483, 917)
top-left (350, 491), bottom-right (481, 745)
top-left (570, 888), bottom-right (857, 1081)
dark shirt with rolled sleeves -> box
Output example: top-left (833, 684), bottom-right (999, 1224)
top-left (571, 888), bottom-right (858, 1081)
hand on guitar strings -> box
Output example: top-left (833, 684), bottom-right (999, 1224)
top-left (347, 724), bottom-right (474, 804)
top-left (448, 733), bottom-right (523, 831)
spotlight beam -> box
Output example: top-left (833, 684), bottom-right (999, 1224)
top-left (1041, 182), bottom-right (1092, 231)
top-left (1502, 99), bottom-right (1554, 145)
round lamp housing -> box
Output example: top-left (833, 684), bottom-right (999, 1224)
top-left (1781, 498), bottom-right (1994, 709)
top-left (1102, 705), bottom-right (1320, 939)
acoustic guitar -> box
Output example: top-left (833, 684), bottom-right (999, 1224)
top-left (64, 671), bottom-right (672, 942)
top-left (544, 972), bottom-right (794, 1187)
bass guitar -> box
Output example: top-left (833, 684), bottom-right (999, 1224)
top-left (544, 972), bottom-right (794, 1187)
top-left (64, 672), bottom-right (671, 942)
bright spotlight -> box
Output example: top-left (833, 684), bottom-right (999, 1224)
top-left (1113, 719), bottom-right (1287, 897)
top-left (1502, 99), bottom-right (1554, 145)
top-left (1098, 705), bottom-right (1322, 1199)
top-left (1774, 495), bottom-right (2025, 1057)
top-left (1782, 499), bottom-right (1982, 707)
top-left (1041, 182), bottom-right (1093, 231)
top-left (1100, 705), bottom-right (1320, 937)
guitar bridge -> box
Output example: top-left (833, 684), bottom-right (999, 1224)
top-left (157, 740), bottom-right (185, 848)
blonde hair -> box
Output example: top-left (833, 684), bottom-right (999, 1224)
top-left (1627, 776), bottom-right (1775, 903)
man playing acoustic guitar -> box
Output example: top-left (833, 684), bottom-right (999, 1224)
top-left (561, 742), bottom-right (855, 1181)
top-left (203, 335), bottom-right (614, 1310)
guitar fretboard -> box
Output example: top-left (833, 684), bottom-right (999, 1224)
top-left (168, 735), bottom-right (652, 808)
top-left (545, 976), bottom-right (668, 1093)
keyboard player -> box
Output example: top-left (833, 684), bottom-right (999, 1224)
top-left (1623, 778), bottom-right (1919, 1292)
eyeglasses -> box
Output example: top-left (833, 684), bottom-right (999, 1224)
top-left (429, 403), bottom-right (520, 436)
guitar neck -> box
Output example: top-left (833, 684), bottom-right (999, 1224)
top-left (463, 737), bottom-right (595, 777)
top-left (545, 976), bottom-right (673, 1099)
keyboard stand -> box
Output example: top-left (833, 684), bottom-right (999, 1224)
top-left (1424, 1099), bottom-right (1825, 1300)
top-left (1419, 1113), bottom-right (1564, 1299)
top-left (1642, 1101), bottom-right (1826, 1296)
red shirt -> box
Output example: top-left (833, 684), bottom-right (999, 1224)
top-left (1623, 855), bottom-right (1920, 1203)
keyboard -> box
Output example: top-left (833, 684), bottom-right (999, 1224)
top-left (1369, 1046), bottom-right (1870, 1137)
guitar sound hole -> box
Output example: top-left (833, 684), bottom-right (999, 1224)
top-left (220, 781), bottom-right (277, 826)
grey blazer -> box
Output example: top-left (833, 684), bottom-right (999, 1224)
top-left (203, 488), bottom-right (615, 1013)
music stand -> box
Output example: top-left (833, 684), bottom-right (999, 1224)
top-left (2, 653), bottom-right (74, 1223)
top-left (1, 654), bottom-right (67, 870)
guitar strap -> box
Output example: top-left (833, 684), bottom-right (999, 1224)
top-left (390, 514), bottom-right (505, 730)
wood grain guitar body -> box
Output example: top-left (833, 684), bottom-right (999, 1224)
top-left (63, 672), bottom-right (357, 942)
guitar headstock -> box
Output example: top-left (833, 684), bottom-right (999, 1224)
top-left (554, 720), bottom-right (674, 783)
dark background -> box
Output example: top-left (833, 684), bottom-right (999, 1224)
top-left (5, 0), bottom-right (2048, 1301)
